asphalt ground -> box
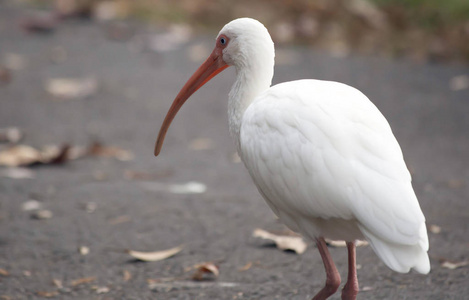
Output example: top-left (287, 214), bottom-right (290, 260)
top-left (0, 3), bottom-right (468, 300)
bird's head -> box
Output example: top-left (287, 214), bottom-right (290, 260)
top-left (154, 18), bottom-right (274, 156)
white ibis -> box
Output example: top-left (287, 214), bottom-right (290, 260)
top-left (154, 18), bottom-right (430, 300)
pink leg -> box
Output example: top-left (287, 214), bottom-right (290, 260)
top-left (341, 241), bottom-right (359, 300)
top-left (312, 237), bottom-right (341, 300)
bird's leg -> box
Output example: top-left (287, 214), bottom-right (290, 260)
top-left (312, 237), bottom-right (341, 300)
top-left (341, 241), bottom-right (359, 300)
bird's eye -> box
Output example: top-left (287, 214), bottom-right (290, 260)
top-left (220, 37), bottom-right (226, 45)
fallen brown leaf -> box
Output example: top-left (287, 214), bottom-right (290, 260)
top-left (191, 262), bottom-right (219, 281)
top-left (21, 200), bottom-right (42, 211)
top-left (70, 276), bottom-right (96, 287)
top-left (36, 291), bottom-right (58, 298)
top-left (0, 144), bottom-right (71, 167)
top-left (126, 245), bottom-right (183, 262)
top-left (46, 77), bottom-right (98, 99)
top-left (238, 262), bottom-right (252, 272)
top-left (108, 215), bottom-right (131, 225)
top-left (78, 246), bottom-right (90, 255)
top-left (92, 286), bottom-right (110, 294)
top-left (52, 279), bottom-right (63, 289)
top-left (440, 259), bottom-right (469, 270)
top-left (253, 228), bottom-right (307, 254)
top-left (31, 209), bottom-right (53, 220)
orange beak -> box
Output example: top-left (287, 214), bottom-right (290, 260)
top-left (154, 48), bottom-right (229, 156)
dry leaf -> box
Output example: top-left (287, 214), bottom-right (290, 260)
top-left (78, 246), bottom-right (90, 255)
top-left (325, 239), bottom-right (369, 247)
top-left (21, 200), bottom-right (42, 211)
top-left (108, 215), bottom-right (131, 225)
top-left (168, 182), bottom-right (206, 194)
top-left (0, 268), bottom-right (9, 276)
top-left (93, 286), bottom-right (110, 294)
top-left (253, 228), bottom-right (307, 254)
top-left (46, 77), bottom-right (98, 99)
top-left (0, 145), bottom-right (40, 167)
top-left (191, 262), bottom-right (219, 281)
top-left (429, 224), bottom-right (441, 234)
top-left (1, 167), bottom-right (35, 179)
top-left (36, 291), bottom-right (58, 298)
top-left (238, 262), bottom-right (252, 272)
top-left (440, 260), bottom-right (469, 270)
top-left (126, 245), bottom-right (183, 262)
top-left (32, 209), bottom-right (53, 220)
top-left (52, 279), bottom-right (63, 289)
top-left (88, 142), bottom-right (134, 161)
top-left (0, 127), bottom-right (23, 144)
top-left (70, 276), bottom-right (96, 287)
top-left (123, 270), bottom-right (132, 282)
top-left (0, 144), bottom-right (71, 167)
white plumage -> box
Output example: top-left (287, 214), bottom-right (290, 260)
top-left (155, 17), bottom-right (430, 300)
top-left (240, 79), bottom-right (429, 274)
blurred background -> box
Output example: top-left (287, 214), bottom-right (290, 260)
top-left (17, 0), bottom-right (469, 63)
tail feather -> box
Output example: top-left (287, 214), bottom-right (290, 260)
top-left (360, 224), bottom-right (430, 274)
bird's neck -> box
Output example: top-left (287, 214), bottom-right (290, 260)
top-left (228, 63), bottom-right (274, 152)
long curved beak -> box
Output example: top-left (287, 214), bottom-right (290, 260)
top-left (154, 49), bottom-right (229, 156)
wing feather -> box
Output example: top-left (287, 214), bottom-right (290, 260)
top-left (240, 79), bottom-right (426, 246)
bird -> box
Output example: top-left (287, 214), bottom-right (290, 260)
top-left (154, 18), bottom-right (430, 300)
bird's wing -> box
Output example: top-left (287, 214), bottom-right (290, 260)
top-left (240, 79), bottom-right (426, 246)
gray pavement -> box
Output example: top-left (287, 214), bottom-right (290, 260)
top-left (1, 3), bottom-right (468, 300)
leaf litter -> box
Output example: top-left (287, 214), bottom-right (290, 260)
top-left (126, 245), bottom-right (183, 262)
top-left (190, 262), bottom-right (219, 281)
top-left (0, 141), bottom-right (133, 168)
top-left (253, 228), bottom-right (307, 254)
top-left (46, 77), bottom-right (98, 100)
top-left (440, 259), bottom-right (469, 270)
